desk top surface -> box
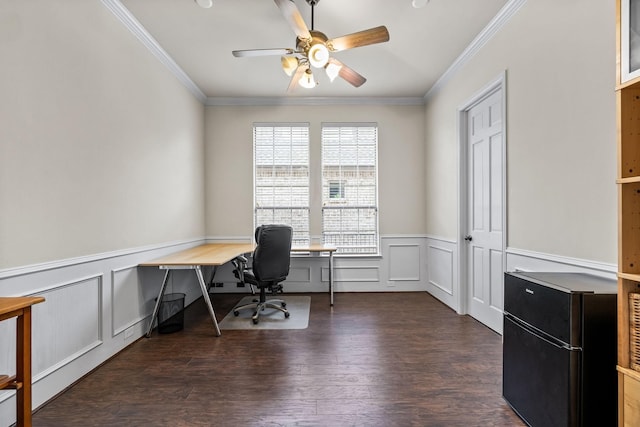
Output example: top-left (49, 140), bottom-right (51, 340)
top-left (140, 243), bottom-right (254, 267)
top-left (0, 296), bottom-right (45, 316)
top-left (140, 243), bottom-right (337, 267)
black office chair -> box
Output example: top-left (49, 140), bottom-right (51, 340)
top-left (232, 224), bottom-right (293, 324)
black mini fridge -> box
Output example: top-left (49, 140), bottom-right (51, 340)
top-left (502, 272), bottom-right (617, 427)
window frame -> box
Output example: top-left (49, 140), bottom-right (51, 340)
top-left (321, 122), bottom-right (380, 256)
top-left (253, 123), bottom-right (310, 247)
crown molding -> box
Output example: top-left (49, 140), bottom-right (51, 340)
top-left (101, 0), bottom-right (422, 106)
top-left (102, 0), bottom-right (524, 106)
top-left (424, 0), bottom-right (527, 101)
top-left (100, 0), bottom-right (207, 104)
top-left (206, 96), bottom-right (426, 106)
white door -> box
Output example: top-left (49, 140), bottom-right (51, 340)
top-left (465, 88), bottom-right (504, 333)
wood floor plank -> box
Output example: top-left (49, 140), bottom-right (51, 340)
top-left (32, 292), bottom-right (524, 426)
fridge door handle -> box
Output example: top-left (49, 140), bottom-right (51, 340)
top-left (504, 315), bottom-right (574, 350)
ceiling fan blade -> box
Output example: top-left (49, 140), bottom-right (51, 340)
top-left (334, 60), bottom-right (367, 87)
top-left (287, 64), bottom-right (306, 93)
top-left (274, 0), bottom-right (311, 40)
top-left (327, 26), bottom-right (390, 52)
top-left (232, 48), bottom-right (294, 58)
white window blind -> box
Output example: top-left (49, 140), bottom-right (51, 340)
top-left (254, 124), bottom-right (310, 246)
top-left (322, 124), bottom-right (379, 254)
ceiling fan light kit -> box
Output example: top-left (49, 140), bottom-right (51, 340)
top-left (308, 43), bottom-right (329, 67)
top-left (307, 32), bottom-right (330, 68)
top-left (194, 0), bottom-right (213, 9)
top-left (231, 0), bottom-right (390, 92)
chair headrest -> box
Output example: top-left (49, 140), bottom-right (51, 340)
top-left (252, 224), bottom-right (293, 282)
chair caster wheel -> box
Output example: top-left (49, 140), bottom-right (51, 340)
top-left (252, 318), bottom-right (259, 325)
top-left (285, 312), bottom-right (290, 318)
top-left (282, 302), bottom-right (287, 308)
top-left (233, 311), bottom-right (239, 316)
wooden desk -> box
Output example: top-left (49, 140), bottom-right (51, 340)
top-left (140, 243), bottom-right (337, 337)
top-left (0, 296), bottom-right (45, 427)
top-left (140, 243), bottom-right (254, 337)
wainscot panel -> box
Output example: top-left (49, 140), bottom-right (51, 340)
top-left (425, 237), bottom-right (458, 312)
top-left (388, 244), bottom-right (421, 282)
top-left (205, 235), bottom-right (430, 293)
top-left (422, 238), bottom-right (616, 321)
top-left (112, 265), bottom-right (151, 337)
top-left (0, 239), bottom-right (204, 427)
top-left (0, 235), bottom-right (433, 426)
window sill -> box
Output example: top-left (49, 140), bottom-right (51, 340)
top-left (290, 252), bottom-right (382, 259)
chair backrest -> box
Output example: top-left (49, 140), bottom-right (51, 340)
top-left (252, 224), bottom-right (293, 283)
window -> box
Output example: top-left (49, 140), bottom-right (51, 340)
top-left (328, 181), bottom-right (346, 200)
top-left (254, 124), bottom-right (309, 246)
top-left (322, 124), bottom-right (379, 254)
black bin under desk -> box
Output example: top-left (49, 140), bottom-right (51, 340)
top-left (502, 272), bottom-right (617, 427)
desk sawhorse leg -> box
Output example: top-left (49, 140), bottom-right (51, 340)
top-left (329, 251), bottom-right (334, 306)
top-left (145, 265), bottom-right (221, 337)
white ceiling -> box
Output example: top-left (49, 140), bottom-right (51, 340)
top-left (115, 0), bottom-right (509, 100)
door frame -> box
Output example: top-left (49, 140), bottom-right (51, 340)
top-left (457, 71), bottom-right (507, 316)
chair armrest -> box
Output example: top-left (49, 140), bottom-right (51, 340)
top-left (232, 256), bottom-right (248, 282)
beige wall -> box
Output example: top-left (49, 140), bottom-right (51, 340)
top-left (0, 0), bottom-right (206, 268)
top-left (2, 0), bottom-right (614, 269)
top-left (425, 0), bottom-right (616, 263)
top-left (205, 104), bottom-right (426, 238)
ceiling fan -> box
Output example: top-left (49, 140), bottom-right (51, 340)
top-left (232, 0), bottom-right (390, 92)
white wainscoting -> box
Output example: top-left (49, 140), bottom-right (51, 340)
top-left (388, 244), bottom-right (421, 282)
top-left (112, 265), bottom-right (150, 337)
top-left (206, 235), bottom-right (429, 293)
top-left (0, 233), bottom-right (615, 425)
top-left (422, 238), bottom-right (617, 318)
top-left (425, 236), bottom-right (459, 312)
top-left (505, 247), bottom-right (616, 279)
top-left (0, 239), bottom-right (204, 427)
top-left (0, 235), bottom-right (431, 426)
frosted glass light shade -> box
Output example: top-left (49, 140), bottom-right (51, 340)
top-left (281, 56), bottom-right (299, 76)
top-left (299, 69), bottom-right (316, 88)
top-left (325, 59), bottom-right (342, 82)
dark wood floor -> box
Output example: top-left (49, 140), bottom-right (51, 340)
top-left (32, 292), bottom-right (524, 426)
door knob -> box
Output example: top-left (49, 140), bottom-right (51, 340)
top-left (464, 235), bottom-right (473, 241)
